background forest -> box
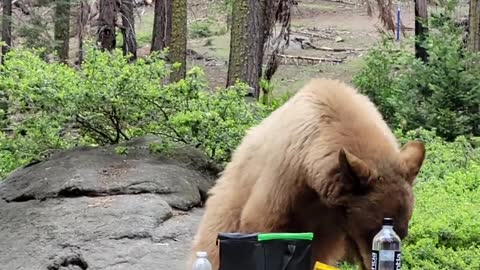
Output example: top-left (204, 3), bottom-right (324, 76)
top-left (0, 0), bottom-right (479, 269)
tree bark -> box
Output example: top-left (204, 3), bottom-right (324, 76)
top-left (1, 0), bottom-right (12, 62)
top-left (414, 0), bottom-right (428, 63)
top-left (77, 0), bottom-right (89, 64)
top-left (98, 0), bottom-right (118, 51)
top-left (169, 0), bottom-right (187, 82)
top-left (468, 0), bottom-right (480, 135)
top-left (120, 0), bottom-right (137, 60)
top-left (226, 0), bottom-right (265, 98)
top-left (1, 0), bottom-right (12, 121)
top-left (54, 0), bottom-right (71, 62)
top-left (468, 0), bottom-right (480, 52)
top-left (151, 0), bottom-right (172, 52)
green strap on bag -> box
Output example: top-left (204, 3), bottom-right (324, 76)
top-left (258, 232), bottom-right (314, 241)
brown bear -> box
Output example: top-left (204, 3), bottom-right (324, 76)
top-left (188, 78), bottom-right (426, 270)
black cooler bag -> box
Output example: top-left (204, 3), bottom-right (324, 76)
top-left (216, 232), bottom-right (314, 270)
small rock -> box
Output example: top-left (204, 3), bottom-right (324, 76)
top-left (335, 36), bottom-right (344, 42)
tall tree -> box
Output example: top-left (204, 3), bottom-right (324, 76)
top-left (98, 0), bottom-right (118, 51)
top-left (169, 0), bottom-right (187, 82)
top-left (54, 0), bottom-right (71, 62)
top-left (469, 0), bottom-right (480, 51)
top-left (414, 0), bottom-right (429, 62)
top-left (151, 0), bottom-right (172, 52)
top-left (1, 0), bottom-right (12, 62)
top-left (0, 0), bottom-right (11, 121)
top-left (226, 0), bottom-right (295, 99)
top-left (468, 0), bottom-right (480, 134)
top-left (77, 0), bottom-right (90, 64)
top-left (120, 0), bottom-right (137, 59)
top-left (226, 0), bottom-right (265, 98)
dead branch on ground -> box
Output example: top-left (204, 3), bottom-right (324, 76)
top-left (269, 53), bottom-right (345, 65)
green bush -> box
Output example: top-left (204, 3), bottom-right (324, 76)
top-left (338, 129), bottom-right (480, 270)
top-left (396, 128), bottom-right (479, 181)
top-left (189, 16), bottom-right (229, 39)
top-left (0, 42), bottom-right (478, 270)
top-left (391, 129), bottom-right (479, 269)
top-left (353, 0), bottom-right (480, 141)
top-left (0, 46), bottom-right (273, 178)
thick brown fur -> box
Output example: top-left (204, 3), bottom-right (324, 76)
top-left (188, 78), bottom-right (426, 270)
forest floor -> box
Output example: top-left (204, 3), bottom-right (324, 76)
top-left (136, 0), bottom-right (419, 96)
top-left (32, 0), bottom-right (467, 97)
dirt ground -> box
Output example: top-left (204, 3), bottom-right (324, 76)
top-left (72, 0), bottom-right (467, 96)
top-left (16, 0), bottom-right (468, 96)
top-left (180, 0), bottom-right (419, 95)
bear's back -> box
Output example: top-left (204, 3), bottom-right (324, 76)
top-left (292, 78), bottom-right (401, 161)
top-left (214, 78), bottom-right (401, 196)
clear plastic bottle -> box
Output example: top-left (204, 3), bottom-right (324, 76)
top-left (371, 218), bottom-right (402, 270)
top-left (192, 251), bottom-right (212, 270)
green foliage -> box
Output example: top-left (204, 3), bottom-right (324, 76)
top-left (396, 128), bottom-right (479, 181)
top-left (394, 128), bottom-right (479, 270)
top-left (14, 9), bottom-right (57, 59)
top-left (353, 0), bottom-right (480, 141)
top-left (338, 128), bottom-right (480, 270)
top-left (403, 165), bottom-right (480, 269)
top-left (0, 34), bottom-right (478, 270)
top-left (0, 45), bottom-right (273, 178)
top-left (189, 18), bottom-right (227, 39)
top-left (189, 21), bottom-right (214, 38)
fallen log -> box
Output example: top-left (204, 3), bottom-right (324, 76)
top-left (290, 30), bottom-right (334, 40)
top-left (312, 45), bottom-right (365, 52)
top-left (269, 54), bottom-right (345, 65)
top-left (323, 0), bottom-right (357, 5)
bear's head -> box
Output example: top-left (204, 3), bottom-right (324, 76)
top-left (328, 141), bottom-right (426, 269)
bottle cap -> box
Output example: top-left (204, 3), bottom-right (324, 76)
top-left (196, 251), bottom-right (208, 257)
top-left (383, 218), bottom-right (394, 226)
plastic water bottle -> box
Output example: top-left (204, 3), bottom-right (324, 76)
top-left (192, 251), bottom-right (212, 270)
top-left (371, 218), bottom-right (402, 270)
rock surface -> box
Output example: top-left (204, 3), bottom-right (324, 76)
top-left (0, 136), bottom-right (214, 270)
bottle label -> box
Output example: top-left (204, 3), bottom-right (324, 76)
top-left (371, 250), bottom-right (379, 270)
top-left (394, 251), bottom-right (401, 269)
top-left (371, 250), bottom-right (401, 270)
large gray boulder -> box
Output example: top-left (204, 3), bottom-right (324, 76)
top-left (0, 136), bottom-right (215, 270)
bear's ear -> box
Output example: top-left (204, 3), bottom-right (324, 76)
top-left (338, 148), bottom-right (376, 189)
top-left (400, 140), bottom-right (426, 185)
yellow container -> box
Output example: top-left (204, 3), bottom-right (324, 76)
top-left (314, 261), bottom-right (340, 270)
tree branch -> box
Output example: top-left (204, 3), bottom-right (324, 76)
top-left (75, 115), bottom-right (115, 144)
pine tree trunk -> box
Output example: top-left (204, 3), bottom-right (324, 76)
top-left (226, 0), bottom-right (266, 99)
top-left (469, 0), bottom-right (480, 52)
top-left (468, 0), bottom-right (480, 135)
top-left (414, 0), bottom-right (428, 63)
top-left (54, 0), bottom-right (71, 62)
top-left (98, 0), bottom-right (118, 51)
top-left (120, 0), bottom-right (137, 59)
top-left (151, 0), bottom-right (172, 52)
top-left (169, 0), bottom-right (187, 82)
top-left (1, 0), bottom-right (12, 121)
top-left (1, 0), bottom-right (12, 62)
top-left (77, 0), bottom-right (89, 64)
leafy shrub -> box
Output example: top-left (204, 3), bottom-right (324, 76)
top-left (396, 128), bottom-right (479, 181)
top-left (189, 20), bottom-right (215, 38)
top-left (0, 43), bottom-right (478, 270)
top-left (353, 0), bottom-right (480, 141)
top-left (189, 17), bottom-right (228, 39)
top-left (338, 128), bottom-right (480, 270)
top-left (391, 128), bottom-right (479, 269)
top-left (0, 46), bottom-right (273, 178)
top-left (403, 163), bottom-right (480, 270)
